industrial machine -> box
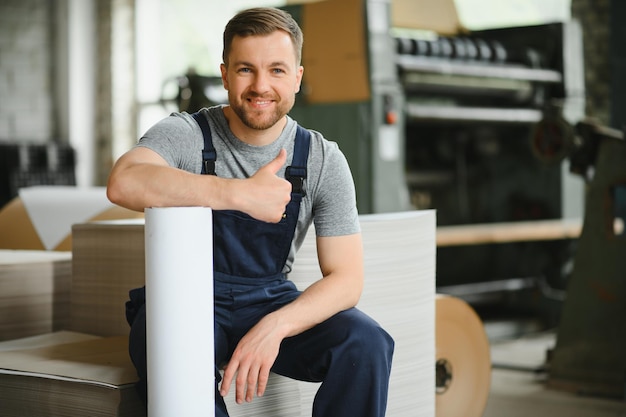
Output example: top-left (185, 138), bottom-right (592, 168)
top-left (548, 120), bottom-right (626, 400)
top-left (283, 0), bottom-right (586, 310)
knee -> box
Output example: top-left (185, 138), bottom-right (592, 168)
top-left (343, 311), bottom-right (395, 363)
top-left (360, 322), bottom-right (395, 361)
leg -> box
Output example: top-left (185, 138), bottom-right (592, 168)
top-left (214, 320), bottom-right (231, 417)
top-left (272, 308), bottom-right (395, 417)
top-left (128, 304), bottom-right (148, 407)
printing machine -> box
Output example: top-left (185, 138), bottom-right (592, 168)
top-left (398, 23), bottom-right (586, 223)
top-left (395, 20), bottom-right (587, 301)
top-left (283, 0), bottom-right (586, 312)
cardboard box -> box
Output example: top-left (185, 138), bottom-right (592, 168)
top-left (0, 188), bottom-right (143, 252)
top-left (299, 0), bottom-right (371, 103)
top-left (391, 0), bottom-right (465, 35)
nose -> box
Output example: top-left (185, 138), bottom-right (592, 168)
top-left (250, 72), bottom-right (270, 95)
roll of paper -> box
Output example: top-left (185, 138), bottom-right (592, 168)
top-left (435, 294), bottom-right (491, 417)
top-left (145, 207), bottom-right (214, 417)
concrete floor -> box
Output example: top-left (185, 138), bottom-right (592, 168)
top-left (481, 329), bottom-right (626, 417)
top-left (483, 368), bottom-right (626, 417)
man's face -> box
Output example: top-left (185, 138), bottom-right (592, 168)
top-left (221, 31), bottom-right (304, 131)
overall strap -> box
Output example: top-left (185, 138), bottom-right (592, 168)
top-left (286, 125), bottom-right (311, 196)
top-left (191, 111), bottom-right (311, 196)
top-left (191, 111), bottom-right (216, 175)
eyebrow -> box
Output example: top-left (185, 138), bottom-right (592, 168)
top-left (232, 60), bottom-right (290, 68)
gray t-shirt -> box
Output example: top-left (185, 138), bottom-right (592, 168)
top-left (136, 105), bottom-right (360, 272)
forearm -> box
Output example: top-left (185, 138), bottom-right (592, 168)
top-left (263, 233), bottom-right (364, 339)
top-left (107, 147), bottom-right (292, 222)
top-left (107, 161), bottom-right (226, 212)
top-left (269, 273), bottom-right (362, 339)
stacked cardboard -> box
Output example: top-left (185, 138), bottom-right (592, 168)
top-left (70, 219), bottom-right (145, 337)
top-left (0, 210), bottom-right (436, 416)
top-left (0, 331), bottom-right (145, 417)
top-left (0, 250), bottom-right (72, 341)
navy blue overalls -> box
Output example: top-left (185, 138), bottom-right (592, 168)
top-left (126, 112), bottom-right (394, 417)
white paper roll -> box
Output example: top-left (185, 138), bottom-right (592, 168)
top-left (145, 207), bottom-right (214, 417)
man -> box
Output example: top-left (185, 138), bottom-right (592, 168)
top-left (107, 7), bottom-right (394, 417)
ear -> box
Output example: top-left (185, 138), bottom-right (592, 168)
top-left (220, 63), bottom-right (229, 90)
top-left (295, 65), bottom-right (304, 93)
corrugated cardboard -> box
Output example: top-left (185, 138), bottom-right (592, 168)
top-left (0, 335), bottom-right (136, 387)
top-left (0, 195), bottom-right (143, 252)
top-left (71, 220), bottom-right (145, 337)
top-left (0, 198), bottom-right (44, 251)
top-left (392, 0), bottom-right (466, 35)
top-left (300, 0), bottom-right (370, 103)
top-left (0, 332), bottom-right (145, 417)
top-left (0, 250), bottom-right (72, 341)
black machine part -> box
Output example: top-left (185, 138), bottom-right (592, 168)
top-left (529, 106), bottom-right (625, 183)
top-left (569, 119), bottom-right (625, 181)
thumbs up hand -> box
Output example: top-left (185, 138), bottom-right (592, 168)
top-left (234, 149), bottom-right (292, 223)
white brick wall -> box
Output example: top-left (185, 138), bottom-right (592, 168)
top-left (0, 0), bottom-right (54, 143)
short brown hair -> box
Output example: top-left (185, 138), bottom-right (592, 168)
top-left (222, 7), bottom-right (303, 66)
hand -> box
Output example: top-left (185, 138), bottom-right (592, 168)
top-left (219, 316), bottom-right (284, 404)
top-left (237, 149), bottom-right (292, 223)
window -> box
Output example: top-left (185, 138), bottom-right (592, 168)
top-left (134, 0), bottom-right (285, 138)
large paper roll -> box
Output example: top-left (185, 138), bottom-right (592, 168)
top-left (435, 294), bottom-right (490, 417)
top-left (145, 207), bottom-right (214, 417)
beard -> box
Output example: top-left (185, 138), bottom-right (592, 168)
top-left (228, 91), bottom-right (295, 131)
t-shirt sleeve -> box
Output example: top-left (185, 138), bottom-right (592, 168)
top-left (135, 112), bottom-right (202, 173)
top-left (311, 140), bottom-right (360, 237)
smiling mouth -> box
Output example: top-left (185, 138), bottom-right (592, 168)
top-left (246, 93), bottom-right (277, 104)
top-left (249, 99), bottom-right (272, 105)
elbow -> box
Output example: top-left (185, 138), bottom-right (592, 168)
top-left (347, 276), bottom-right (364, 308)
top-left (106, 186), bottom-right (121, 208)
top-left (106, 173), bottom-right (122, 205)
top-left (106, 170), bottom-right (134, 210)
top-left (352, 286), bottom-right (364, 308)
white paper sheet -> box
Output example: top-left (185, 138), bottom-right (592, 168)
top-left (19, 186), bottom-right (114, 250)
top-left (145, 207), bottom-right (214, 417)
top-left (277, 210), bottom-right (436, 417)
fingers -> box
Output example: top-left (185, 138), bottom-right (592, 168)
top-left (220, 360), bottom-right (269, 404)
top-left (263, 149), bottom-right (287, 175)
top-left (256, 365), bottom-right (270, 397)
top-left (234, 362), bottom-right (251, 403)
top-left (219, 361), bottom-right (235, 399)
top-left (244, 148), bottom-right (291, 223)
top-left (239, 364), bottom-right (260, 403)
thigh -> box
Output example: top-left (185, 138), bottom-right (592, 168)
top-left (128, 303), bottom-right (147, 376)
top-left (214, 318), bottom-right (230, 369)
top-left (272, 308), bottom-right (392, 382)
